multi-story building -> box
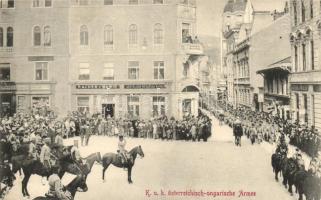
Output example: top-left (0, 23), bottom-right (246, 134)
top-left (0, 0), bottom-right (70, 117)
top-left (257, 57), bottom-right (291, 119)
top-left (0, 0), bottom-right (204, 120)
top-left (289, 0), bottom-right (321, 128)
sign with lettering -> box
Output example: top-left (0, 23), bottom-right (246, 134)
top-left (0, 82), bottom-right (16, 91)
top-left (124, 84), bottom-right (166, 89)
top-left (76, 84), bottom-right (120, 89)
top-left (291, 84), bottom-right (308, 91)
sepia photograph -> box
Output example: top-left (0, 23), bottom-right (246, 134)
top-left (0, 0), bottom-right (321, 199)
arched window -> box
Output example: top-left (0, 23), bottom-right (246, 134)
top-left (104, 25), bottom-right (113, 45)
top-left (80, 25), bottom-right (88, 46)
top-left (44, 26), bottom-right (51, 46)
top-left (33, 26), bottom-right (41, 46)
top-left (129, 24), bottom-right (137, 46)
top-left (7, 27), bottom-right (13, 47)
top-left (154, 23), bottom-right (163, 45)
top-left (0, 27), bottom-right (3, 47)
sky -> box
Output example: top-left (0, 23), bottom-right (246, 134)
top-left (196, 0), bottom-right (288, 38)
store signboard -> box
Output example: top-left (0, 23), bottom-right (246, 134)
top-left (75, 83), bottom-right (167, 90)
top-left (0, 81), bottom-right (16, 91)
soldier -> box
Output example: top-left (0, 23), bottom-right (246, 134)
top-left (118, 135), bottom-right (128, 169)
top-left (233, 119), bottom-right (243, 147)
top-left (40, 139), bottom-right (52, 170)
top-left (71, 140), bottom-right (83, 170)
top-left (28, 138), bottom-right (38, 160)
top-left (46, 165), bottom-right (72, 200)
top-left (276, 135), bottom-right (288, 157)
top-left (84, 121), bottom-right (92, 146)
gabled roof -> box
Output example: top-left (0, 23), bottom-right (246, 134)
top-left (223, 0), bottom-right (247, 13)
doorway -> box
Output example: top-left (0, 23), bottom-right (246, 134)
top-left (102, 104), bottom-right (115, 118)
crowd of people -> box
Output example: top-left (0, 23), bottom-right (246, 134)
top-left (212, 102), bottom-right (321, 158)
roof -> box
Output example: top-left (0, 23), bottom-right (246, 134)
top-left (223, 0), bottom-right (247, 13)
top-left (257, 57), bottom-right (291, 74)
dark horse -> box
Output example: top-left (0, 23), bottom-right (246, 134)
top-left (281, 158), bottom-right (299, 195)
top-left (294, 170), bottom-right (321, 200)
top-left (271, 153), bottom-right (286, 181)
top-left (102, 146), bottom-right (144, 184)
top-left (58, 152), bottom-right (102, 180)
top-left (32, 175), bottom-right (88, 200)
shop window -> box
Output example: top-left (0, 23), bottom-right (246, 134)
top-left (103, 63), bottom-right (114, 80)
top-left (153, 61), bottom-right (164, 79)
top-left (0, 63), bottom-right (10, 81)
top-left (77, 96), bottom-right (89, 114)
top-left (152, 96), bottom-right (165, 117)
top-left (127, 95), bottom-right (139, 117)
top-left (79, 63), bottom-right (90, 80)
top-left (128, 61), bottom-right (139, 80)
top-left (35, 62), bottom-right (48, 80)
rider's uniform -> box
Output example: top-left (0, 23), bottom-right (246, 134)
top-left (29, 141), bottom-right (38, 160)
top-left (40, 142), bottom-right (52, 169)
top-left (118, 139), bottom-right (127, 163)
top-left (48, 173), bottom-right (70, 200)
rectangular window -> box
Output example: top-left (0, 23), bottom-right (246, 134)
top-left (103, 63), bottom-right (114, 80)
top-left (153, 61), bottom-right (164, 80)
top-left (35, 62), bottom-right (48, 81)
top-left (303, 93), bottom-right (308, 123)
top-left (128, 61), bottom-right (139, 80)
top-left (296, 93), bottom-right (299, 109)
top-left (77, 96), bottom-right (89, 114)
top-left (79, 63), bottom-right (90, 80)
top-left (45, 0), bottom-right (52, 7)
top-left (0, 63), bottom-right (10, 81)
top-left (104, 0), bottom-right (113, 5)
top-left (182, 23), bottom-right (191, 43)
top-left (153, 0), bottom-right (163, 4)
top-left (152, 96), bottom-right (165, 117)
top-left (7, 0), bottom-right (14, 8)
top-left (129, 0), bottom-right (138, 4)
top-left (127, 95), bottom-right (139, 117)
top-left (33, 0), bottom-right (40, 7)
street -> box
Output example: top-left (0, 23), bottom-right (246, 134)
top-left (5, 116), bottom-right (299, 200)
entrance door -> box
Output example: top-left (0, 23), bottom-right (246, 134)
top-left (102, 104), bottom-right (115, 118)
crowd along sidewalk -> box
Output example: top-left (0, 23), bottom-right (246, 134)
top-left (200, 109), bottom-right (312, 168)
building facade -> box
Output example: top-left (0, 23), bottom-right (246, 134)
top-left (289, 0), bottom-right (321, 128)
top-left (257, 57), bottom-right (291, 119)
top-left (0, 0), bottom-right (204, 120)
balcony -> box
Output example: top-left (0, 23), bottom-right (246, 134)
top-left (0, 47), bottom-right (14, 53)
top-left (181, 43), bottom-right (203, 55)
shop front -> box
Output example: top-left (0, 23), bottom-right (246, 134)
top-left (0, 81), bottom-right (16, 117)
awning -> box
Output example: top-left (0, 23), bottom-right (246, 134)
top-left (257, 57), bottom-right (291, 75)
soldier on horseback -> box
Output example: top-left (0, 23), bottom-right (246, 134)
top-left (71, 140), bottom-right (85, 171)
top-left (275, 135), bottom-right (288, 157)
top-left (40, 139), bottom-right (53, 170)
top-left (118, 135), bottom-right (129, 169)
top-left (28, 138), bottom-right (38, 160)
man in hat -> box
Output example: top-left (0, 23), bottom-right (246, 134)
top-left (233, 118), bottom-right (243, 146)
top-left (276, 135), bottom-right (288, 157)
top-left (84, 121), bottom-right (92, 146)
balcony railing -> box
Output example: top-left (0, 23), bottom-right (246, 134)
top-left (0, 47), bottom-right (14, 52)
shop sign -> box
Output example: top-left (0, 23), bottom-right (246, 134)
top-left (124, 84), bottom-right (166, 89)
top-left (291, 84), bottom-right (308, 91)
top-left (0, 82), bottom-right (16, 91)
top-left (76, 84), bottom-right (120, 89)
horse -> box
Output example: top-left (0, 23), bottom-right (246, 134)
top-left (32, 175), bottom-right (88, 200)
top-left (102, 146), bottom-right (144, 184)
top-left (271, 153), bottom-right (286, 181)
top-left (281, 158), bottom-right (299, 195)
top-left (0, 162), bottom-right (15, 199)
top-left (58, 152), bottom-right (102, 180)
